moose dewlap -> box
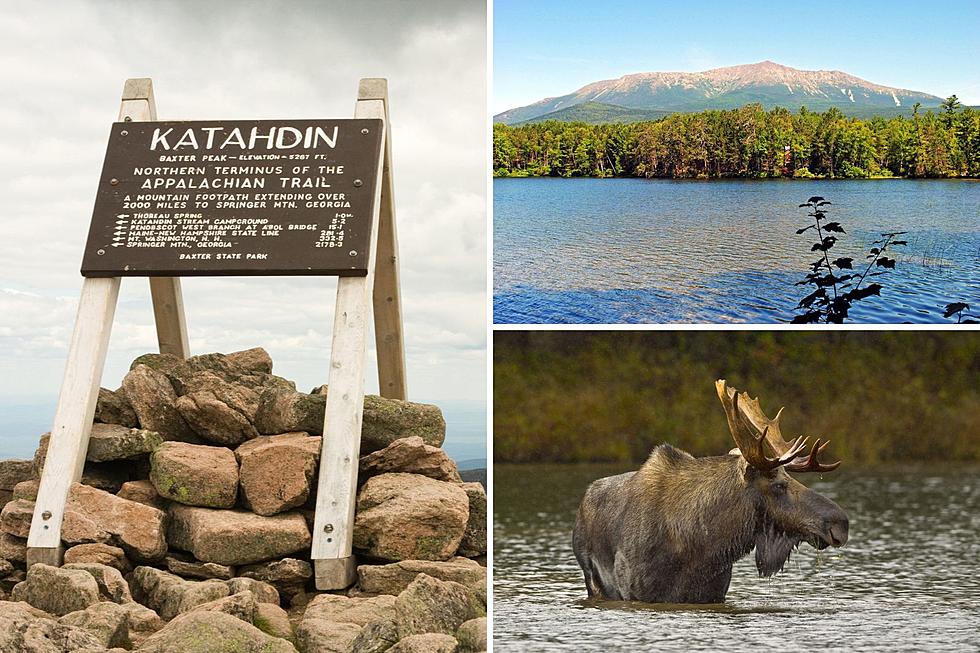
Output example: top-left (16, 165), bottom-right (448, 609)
top-left (573, 380), bottom-right (849, 604)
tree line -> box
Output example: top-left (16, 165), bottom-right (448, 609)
top-left (494, 331), bottom-right (980, 464)
top-left (493, 98), bottom-right (980, 179)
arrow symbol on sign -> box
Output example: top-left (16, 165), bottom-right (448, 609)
top-left (116, 214), bottom-right (129, 218)
top-left (111, 243), bottom-right (125, 247)
top-left (113, 237), bottom-right (125, 242)
top-left (114, 229), bottom-right (126, 236)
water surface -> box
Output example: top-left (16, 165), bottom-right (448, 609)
top-left (494, 463), bottom-right (980, 651)
top-left (493, 179), bottom-right (980, 323)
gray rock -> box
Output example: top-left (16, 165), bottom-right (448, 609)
top-left (359, 436), bottom-right (461, 482)
top-left (1, 498), bottom-right (34, 538)
top-left (394, 574), bottom-right (484, 638)
top-left (295, 619), bottom-right (362, 653)
top-left (12, 563), bottom-right (101, 616)
top-left (226, 347), bottom-right (275, 374)
top-left (0, 599), bottom-right (104, 652)
top-left (166, 554), bottom-right (235, 580)
top-left (150, 441), bottom-right (239, 508)
top-left (120, 364), bottom-right (194, 440)
top-left (361, 395), bottom-right (446, 453)
top-left (62, 562), bottom-right (132, 603)
top-left (127, 352), bottom-right (186, 390)
top-left (86, 422), bottom-right (163, 462)
top-left (60, 601), bottom-right (131, 648)
top-left (131, 349), bottom-right (294, 396)
top-left (254, 391), bottom-right (445, 453)
top-left (348, 618), bottom-right (400, 653)
top-left (353, 473), bottom-right (469, 562)
top-left (137, 610), bottom-right (298, 653)
top-left (168, 504), bottom-right (311, 566)
top-left (0, 459), bottom-right (33, 491)
top-left (456, 617), bottom-right (487, 652)
top-left (0, 532), bottom-right (26, 563)
top-left (63, 483), bottom-right (167, 562)
top-left (64, 543), bottom-right (131, 573)
top-left (457, 482), bottom-right (487, 557)
top-left (254, 601), bottom-right (295, 643)
top-left (390, 633), bottom-right (460, 653)
top-left (254, 389), bottom-right (326, 435)
top-left (128, 565), bottom-right (283, 622)
top-left (357, 558), bottom-right (486, 596)
top-left (183, 589), bottom-right (257, 623)
top-left (119, 601), bottom-right (166, 647)
top-left (302, 593), bottom-right (396, 627)
top-left (239, 557), bottom-right (312, 600)
top-left (236, 432), bottom-right (321, 516)
top-left (130, 566), bottom-right (230, 621)
top-left (94, 387), bottom-right (139, 428)
top-left (34, 436), bottom-right (131, 492)
top-left (175, 372), bottom-right (262, 445)
top-left (12, 479), bottom-right (39, 500)
top-left (116, 479), bottom-right (167, 509)
top-left (226, 576), bottom-right (281, 605)
top-left (0, 567), bottom-right (24, 595)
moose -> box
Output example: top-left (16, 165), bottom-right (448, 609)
top-left (572, 380), bottom-right (849, 603)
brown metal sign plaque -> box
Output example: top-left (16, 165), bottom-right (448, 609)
top-left (81, 119), bottom-right (383, 277)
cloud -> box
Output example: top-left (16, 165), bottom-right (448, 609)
top-left (0, 0), bottom-right (487, 402)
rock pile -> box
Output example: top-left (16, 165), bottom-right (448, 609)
top-left (0, 348), bottom-right (486, 653)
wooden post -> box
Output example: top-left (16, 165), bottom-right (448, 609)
top-left (27, 77), bottom-right (191, 566)
top-left (120, 78), bottom-right (190, 360)
top-left (26, 278), bottom-right (120, 566)
top-left (311, 79), bottom-right (390, 589)
top-left (362, 79), bottom-right (407, 400)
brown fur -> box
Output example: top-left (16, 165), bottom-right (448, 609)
top-left (573, 443), bottom-right (849, 603)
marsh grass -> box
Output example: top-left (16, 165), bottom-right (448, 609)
top-left (494, 332), bottom-right (980, 464)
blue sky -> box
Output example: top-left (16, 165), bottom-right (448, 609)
top-left (494, 0), bottom-right (980, 113)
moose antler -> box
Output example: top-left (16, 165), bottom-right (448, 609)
top-left (715, 380), bottom-right (841, 473)
top-left (784, 438), bottom-right (842, 473)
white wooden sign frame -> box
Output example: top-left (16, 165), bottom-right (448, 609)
top-left (26, 78), bottom-right (407, 590)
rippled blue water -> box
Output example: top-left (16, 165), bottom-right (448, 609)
top-left (493, 463), bottom-right (980, 652)
top-left (493, 179), bottom-right (980, 323)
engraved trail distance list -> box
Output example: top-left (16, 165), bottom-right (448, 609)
top-left (81, 119), bottom-right (383, 276)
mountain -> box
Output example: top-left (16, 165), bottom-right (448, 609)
top-left (495, 61), bottom-right (944, 124)
top-left (519, 102), bottom-right (672, 124)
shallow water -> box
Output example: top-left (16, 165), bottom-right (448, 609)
top-left (493, 178), bottom-right (980, 323)
top-left (493, 463), bottom-right (980, 651)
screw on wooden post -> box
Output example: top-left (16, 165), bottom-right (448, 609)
top-left (311, 78), bottom-right (404, 591)
top-left (26, 276), bottom-right (121, 567)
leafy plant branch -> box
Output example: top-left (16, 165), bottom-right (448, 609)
top-left (943, 302), bottom-right (978, 324)
top-left (792, 197), bottom-right (905, 323)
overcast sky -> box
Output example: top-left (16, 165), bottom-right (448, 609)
top-left (0, 1), bottom-right (486, 419)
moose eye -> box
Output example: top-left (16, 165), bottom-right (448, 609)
top-left (771, 482), bottom-right (788, 494)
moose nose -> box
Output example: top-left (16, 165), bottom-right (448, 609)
top-left (828, 518), bottom-right (849, 547)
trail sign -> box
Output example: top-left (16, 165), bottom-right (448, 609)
top-left (81, 119), bottom-right (383, 276)
top-left (27, 78), bottom-right (407, 591)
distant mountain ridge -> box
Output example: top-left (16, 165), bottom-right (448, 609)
top-left (496, 61), bottom-right (944, 124)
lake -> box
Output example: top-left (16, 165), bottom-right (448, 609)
top-left (493, 463), bottom-right (980, 652)
top-left (493, 179), bottom-right (980, 323)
